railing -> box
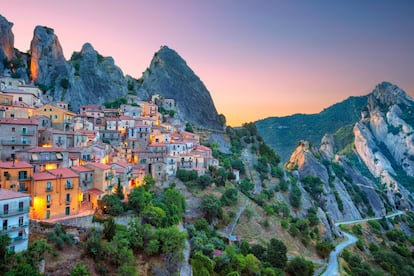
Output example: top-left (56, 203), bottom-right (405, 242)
top-left (21, 130), bottom-right (35, 136)
top-left (12, 236), bottom-right (28, 243)
top-left (65, 199), bottom-right (71, 204)
top-left (105, 174), bottom-right (114, 180)
top-left (46, 187), bottom-right (53, 192)
top-left (1, 139), bottom-right (32, 145)
top-left (8, 176), bottom-right (32, 181)
top-left (0, 207), bottom-right (29, 217)
top-left (18, 187), bottom-right (28, 193)
top-left (65, 184), bottom-right (73, 190)
top-left (0, 222), bottom-right (29, 233)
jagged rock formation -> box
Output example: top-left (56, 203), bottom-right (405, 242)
top-left (66, 43), bottom-right (128, 111)
top-left (0, 15), bottom-right (15, 72)
top-left (29, 26), bottom-right (70, 85)
top-left (281, 82), bottom-right (414, 236)
top-left (137, 46), bottom-right (224, 130)
top-left (354, 82), bottom-right (414, 210)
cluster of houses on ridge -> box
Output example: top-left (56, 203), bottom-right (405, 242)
top-left (0, 75), bottom-right (219, 252)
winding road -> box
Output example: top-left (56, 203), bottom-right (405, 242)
top-left (321, 210), bottom-right (404, 276)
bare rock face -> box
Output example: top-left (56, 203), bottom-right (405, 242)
top-left (320, 134), bottom-right (335, 159)
top-left (0, 15), bottom-right (15, 71)
top-left (29, 26), bottom-right (70, 84)
top-left (138, 46), bottom-right (224, 130)
top-left (354, 82), bottom-right (414, 210)
top-left (67, 43), bottom-right (128, 111)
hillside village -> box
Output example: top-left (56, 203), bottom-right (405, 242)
top-left (0, 74), bottom-right (220, 253)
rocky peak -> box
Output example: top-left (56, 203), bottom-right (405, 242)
top-left (368, 82), bottom-right (412, 112)
top-left (138, 45), bottom-right (223, 130)
top-left (0, 15), bottom-right (15, 72)
top-left (30, 25), bottom-right (69, 84)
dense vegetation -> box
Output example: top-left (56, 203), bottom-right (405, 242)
top-left (256, 96), bottom-right (367, 161)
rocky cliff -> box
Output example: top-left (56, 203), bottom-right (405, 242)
top-left (282, 82), bottom-right (414, 235)
top-left (0, 15), bottom-right (14, 69)
top-left (137, 46), bottom-right (224, 130)
top-left (354, 82), bottom-right (414, 210)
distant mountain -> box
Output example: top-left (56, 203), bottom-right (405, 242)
top-left (256, 95), bottom-right (367, 161)
top-left (0, 14), bottom-right (223, 130)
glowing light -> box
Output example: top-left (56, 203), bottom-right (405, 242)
top-left (45, 164), bottom-right (57, 170)
top-left (42, 144), bottom-right (52, 148)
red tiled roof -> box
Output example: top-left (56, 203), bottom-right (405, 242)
top-left (86, 162), bottom-right (111, 170)
top-left (87, 188), bottom-right (105, 195)
top-left (70, 166), bottom-right (93, 173)
top-left (113, 161), bottom-right (130, 168)
top-left (33, 171), bottom-right (56, 181)
top-left (0, 161), bottom-right (33, 169)
top-left (0, 118), bottom-right (38, 125)
top-left (0, 188), bottom-right (31, 201)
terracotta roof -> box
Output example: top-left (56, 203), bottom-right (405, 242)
top-left (0, 117), bottom-right (38, 125)
top-left (113, 161), bottom-right (130, 168)
top-left (87, 188), bottom-right (105, 195)
top-left (86, 162), bottom-right (111, 170)
top-left (70, 166), bottom-right (93, 173)
top-left (0, 161), bottom-right (33, 169)
top-left (33, 168), bottom-right (79, 180)
top-left (0, 188), bottom-right (31, 201)
top-left (33, 171), bottom-right (56, 181)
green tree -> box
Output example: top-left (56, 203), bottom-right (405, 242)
top-left (143, 174), bottom-right (156, 190)
top-left (70, 262), bottom-right (90, 276)
top-left (221, 188), bottom-right (239, 206)
top-left (215, 168), bottom-right (228, 186)
top-left (142, 205), bottom-right (166, 227)
top-left (157, 226), bottom-right (187, 254)
top-left (128, 186), bottom-right (153, 214)
top-left (117, 263), bottom-right (138, 276)
top-left (265, 238), bottom-right (287, 269)
top-left (0, 234), bottom-right (11, 271)
top-left (316, 241), bottom-right (334, 259)
top-left (115, 182), bottom-right (124, 200)
top-left (201, 195), bottom-right (223, 223)
top-left (240, 178), bottom-right (254, 194)
top-left (198, 174), bottom-right (213, 188)
top-left (286, 257), bottom-right (314, 276)
top-left (100, 194), bottom-right (124, 216)
top-left (244, 253), bottom-right (261, 275)
top-left (103, 217), bottom-right (117, 241)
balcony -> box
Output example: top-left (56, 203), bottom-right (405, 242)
top-left (65, 184), bottom-right (73, 190)
top-left (1, 139), bottom-right (32, 146)
top-left (0, 222), bottom-right (29, 233)
top-left (8, 176), bottom-right (32, 181)
top-left (18, 187), bottom-right (28, 193)
top-left (105, 174), bottom-right (114, 180)
top-left (45, 187), bottom-right (53, 192)
top-left (0, 207), bottom-right (29, 217)
top-left (65, 199), bottom-right (71, 204)
top-left (12, 236), bottom-right (28, 243)
top-left (21, 130), bottom-right (35, 136)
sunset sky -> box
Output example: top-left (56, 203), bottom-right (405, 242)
top-left (4, 0), bottom-right (414, 126)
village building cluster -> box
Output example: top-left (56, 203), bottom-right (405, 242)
top-left (0, 76), bottom-right (218, 252)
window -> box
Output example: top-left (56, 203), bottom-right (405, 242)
top-left (11, 127), bottom-right (15, 132)
top-left (3, 204), bottom-right (8, 215)
top-left (65, 206), bottom-right (70, 215)
top-left (18, 201), bottom-right (23, 211)
top-left (18, 171), bottom-right (27, 180)
top-left (66, 180), bottom-right (72, 189)
top-left (46, 210), bottom-right (50, 219)
top-left (54, 114), bottom-right (58, 119)
top-left (66, 193), bottom-right (71, 202)
top-left (18, 216), bottom-right (23, 226)
top-left (46, 194), bottom-right (51, 203)
top-left (4, 98), bottom-right (8, 104)
top-left (2, 219), bottom-right (7, 230)
top-left (22, 127), bottom-right (27, 134)
top-left (46, 182), bottom-right (52, 192)
top-left (18, 97), bottom-right (22, 102)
